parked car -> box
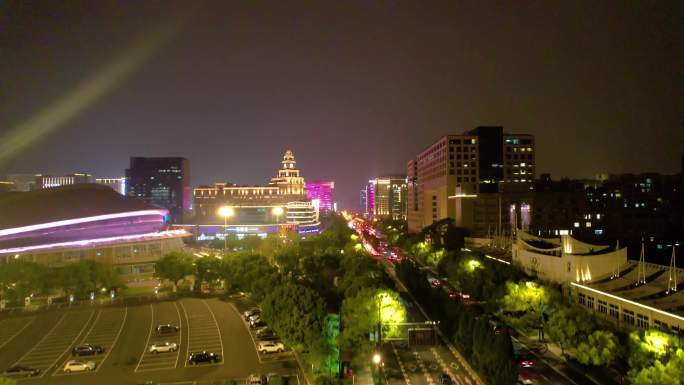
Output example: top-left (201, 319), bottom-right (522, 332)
top-left (188, 351), bottom-right (221, 365)
top-left (243, 308), bottom-right (261, 320)
top-left (256, 328), bottom-right (278, 340)
top-left (156, 324), bottom-right (179, 335)
top-left (250, 320), bottom-right (267, 329)
top-left (248, 314), bottom-right (262, 323)
top-left (438, 373), bottom-right (454, 385)
top-left (72, 344), bottom-right (104, 356)
top-left (149, 342), bottom-right (178, 353)
top-left (257, 341), bottom-right (285, 353)
top-left (63, 360), bottom-right (95, 373)
top-left (249, 374), bottom-right (266, 385)
top-left (1, 365), bottom-right (40, 378)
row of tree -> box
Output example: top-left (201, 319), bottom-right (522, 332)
top-left (395, 259), bottom-right (519, 385)
top-left (0, 259), bottom-right (123, 303)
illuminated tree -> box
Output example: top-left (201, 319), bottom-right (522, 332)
top-left (154, 251), bottom-right (194, 292)
top-left (0, 377), bottom-right (17, 385)
top-left (576, 330), bottom-right (621, 366)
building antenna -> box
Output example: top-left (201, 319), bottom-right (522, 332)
top-left (637, 240), bottom-right (646, 285)
top-left (614, 239), bottom-right (621, 278)
top-left (668, 246), bottom-right (678, 294)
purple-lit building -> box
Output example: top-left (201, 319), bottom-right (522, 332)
top-left (305, 181), bottom-right (335, 214)
top-left (0, 185), bottom-right (189, 279)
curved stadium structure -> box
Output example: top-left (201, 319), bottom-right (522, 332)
top-left (0, 184), bottom-right (189, 278)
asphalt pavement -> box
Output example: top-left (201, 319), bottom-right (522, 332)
top-left (0, 297), bottom-right (300, 385)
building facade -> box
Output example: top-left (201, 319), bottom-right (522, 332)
top-left (408, 126), bottom-right (535, 232)
top-left (364, 176), bottom-right (407, 220)
top-left (125, 157), bottom-right (190, 224)
top-left (0, 185), bottom-right (188, 281)
top-left (5, 174), bottom-right (37, 191)
top-left (305, 181), bottom-right (335, 214)
top-left (36, 173), bottom-right (92, 189)
top-left (187, 150), bottom-right (319, 238)
top-left (96, 177), bottom-right (126, 195)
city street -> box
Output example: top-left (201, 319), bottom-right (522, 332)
top-left (0, 297), bottom-right (300, 385)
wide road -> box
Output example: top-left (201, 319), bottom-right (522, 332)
top-left (0, 297), bottom-right (300, 385)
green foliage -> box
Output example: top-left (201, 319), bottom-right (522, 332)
top-left (627, 330), bottom-right (678, 372)
top-left (545, 306), bottom-right (596, 353)
top-left (501, 281), bottom-right (550, 314)
top-left (153, 251), bottom-right (194, 289)
top-left (576, 330), bottom-right (621, 366)
top-left (629, 349), bottom-right (684, 385)
top-left (0, 377), bottom-right (17, 385)
top-left (0, 260), bottom-right (51, 301)
top-left (57, 260), bottom-right (124, 298)
top-left (194, 255), bottom-right (222, 291)
top-left (260, 283), bottom-right (327, 352)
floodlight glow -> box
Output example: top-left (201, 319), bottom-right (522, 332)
top-left (0, 209), bottom-right (168, 238)
top-left (0, 229), bottom-right (188, 255)
top-left (217, 206), bottom-right (235, 218)
top-left (372, 353), bottom-right (381, 364)
top-left (272, 207), bottom-right (284, 216)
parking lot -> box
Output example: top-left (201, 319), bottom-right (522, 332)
top-left (12, 310), bottom-right (95, 378)
top-left (136, 302), bottom-right (183, 372)
top-left (230, 298), bottom-right (295, 364)
top-left (0, 298), bottom-right (300, 385)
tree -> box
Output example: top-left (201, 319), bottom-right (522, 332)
top-left (546, 306), bottom-right (596, 354)
top-left (576, 330), bottom-right (621, 366)
top-left (0, 261), bottom-right (50, 301)
top-left (338, 288), bottom-right (405, 357)
top-left (194, 255), bottom-right (222, 291)
top-left (154, 252), bottom-right (194, 292)
top-left (629, 349), bottom-right (684, 385)
top-left (260, 283), bottom-right (327, 352)
top-left (0, 377), bottom-right (17, 385)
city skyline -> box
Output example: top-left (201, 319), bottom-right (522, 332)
top-left (1, 1), bottom-right (683, 210)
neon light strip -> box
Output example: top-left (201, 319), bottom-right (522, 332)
top-left (0, 210), bottom-right (168, 237)
top-left (570, 282), bottom-right (684, 322)
top-left (0, 230), bottom-right (188, 255)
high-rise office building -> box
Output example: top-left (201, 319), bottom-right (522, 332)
top-left (364, 176), bottom-right (407, 220)
top-left (407, 126), bottom-right (535, 232)
top-left (96, 177), bottom-right (126, 195)
top-left (125, 157), bottom-right (190, 223)
top-left (305, 181), bottom-right (335, 214)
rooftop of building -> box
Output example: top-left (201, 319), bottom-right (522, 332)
top-left (0, 184), bottom-right (152, 230)
top-left (580, 257), bottom-right (684, 318)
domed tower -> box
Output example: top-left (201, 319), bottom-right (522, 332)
top-left (271, 150), bottom-right (306, 197)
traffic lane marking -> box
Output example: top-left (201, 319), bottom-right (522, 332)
top-left (181, 299), bottom-right (224, 368)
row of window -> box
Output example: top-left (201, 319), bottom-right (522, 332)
top-left (580, 294), bottom-right (652, 329)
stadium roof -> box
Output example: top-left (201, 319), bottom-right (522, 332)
top-left (0, 184), bottom-right (153, 230)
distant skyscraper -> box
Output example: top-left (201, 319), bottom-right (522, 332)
top-left (365, 176), bottom-right (407, 220)
top-left (96, 177), bottom-right (126, 195)
top-left (306, 181), bottom-right (335, 214)
top-left (360, 188), bottom-right (368, 216)
top-left (407, 126), bottom-right (535, 232)
top-left (36, 173), bottom-right (92, 189)
top-left (125, 157), bottom-right (190, 223)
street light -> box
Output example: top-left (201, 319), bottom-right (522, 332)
top-left (272, 206), bottom-right (284, 223)
top-left (372, 353), bottom-right (382, 365)
top-left (217, 206), bottom-right (235, 251)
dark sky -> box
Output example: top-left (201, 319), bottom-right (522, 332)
top-left (1, 1), bottom-right (682, 209)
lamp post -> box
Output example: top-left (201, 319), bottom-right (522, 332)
top-left (217, 206), bottom-right (234, 252)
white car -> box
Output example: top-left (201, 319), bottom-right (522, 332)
top-left (149, 342), bottom-right (178, 353)
top-left (63, 360), bottom-right (95, 373)
top-left (257, 341), bottom-right (285, 353)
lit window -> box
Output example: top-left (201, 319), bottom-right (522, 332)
top-left (573, 222), bottom-right (580, 228)
top-left (586, 222), bottom-right (591, 228)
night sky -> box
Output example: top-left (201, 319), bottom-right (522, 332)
top-left (1, 1), bottom-right (682, 209)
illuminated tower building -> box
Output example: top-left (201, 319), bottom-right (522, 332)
top-left (270, 150), bottom-right (305, 197)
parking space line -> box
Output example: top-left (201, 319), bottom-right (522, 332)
top-left (179, 300), bottom-right (191, 368)
top-left (0, 316), bottom-right (36, 350)
top-left (203, 299), bottom-right (224, 363)
top-left (413, 351), bottom-right (435, 385)
top-left (12, 313), bottom-right (68, 368)
top-left (430, 347), bottom-right (463, 385)
top-left (46, 310), bottom-right (96, 377)
top-left (94, 307), bottom-right (128, 372)
top-left (173, 301), bottom-right (183, 369)
top-left (135, 304), bottom-right (155, 372)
